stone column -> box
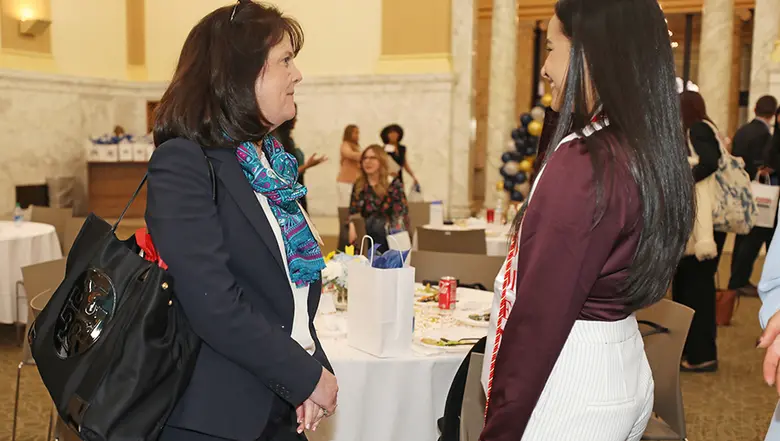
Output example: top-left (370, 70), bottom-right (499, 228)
top-left (448, 0), bottom-right (476, 218)
top-left (484, 0), bottom-right (518, 208)
top-left (698, 0), bottom-right (734, 130)
top-left (749, 0), bottom-right (780, 117)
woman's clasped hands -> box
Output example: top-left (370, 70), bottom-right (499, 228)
top-left (296, 367), bottom-right (338, 434)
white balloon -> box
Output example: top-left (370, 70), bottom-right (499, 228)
top-left (516, 181), bottom-right (531, 197)
top-left (531, 106), bottom-right (546, 122)
top-left (503, 161), bottom-right (520, 176)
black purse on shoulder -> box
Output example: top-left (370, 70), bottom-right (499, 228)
top-left (28, 162), bottom-right (213, 440)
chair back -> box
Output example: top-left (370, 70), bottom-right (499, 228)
top-left (28, 205), bottom-right (72, 252)
top-left (337, 207), bottom-right (350, 229)
top-left (21, 258), bottom-right (66, 362)
top-left (636, 299), bottom-right (694, 439)
top-left (408, 202), bottom-right (431, 239)
top-left (417, 228), bottom-right (487, 255)
top-left (460, 353), bottom-right (486, 441)
top-left (22, 258), bottom-right (66, 308)
top-left (410, 251), bottom-right (503, 289)
top-left (63, 216), bottom-right (86, 256)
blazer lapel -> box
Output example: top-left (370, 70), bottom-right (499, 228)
top-left (204, 148), bottom-right (288, 276)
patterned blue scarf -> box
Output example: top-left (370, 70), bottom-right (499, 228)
top-left (235, 135), bottom-right (325, 287)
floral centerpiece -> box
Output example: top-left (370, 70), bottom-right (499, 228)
top-left (321, 245), bottom-right (360, 309)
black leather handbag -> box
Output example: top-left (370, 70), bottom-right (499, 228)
top-left (29, 173), bottom-right (203, 441)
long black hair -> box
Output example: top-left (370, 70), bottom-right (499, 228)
top-left (516, 0), bottom-right (694, 309)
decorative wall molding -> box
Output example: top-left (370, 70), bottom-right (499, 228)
top-left (0, 68), bottom-right (454, 96)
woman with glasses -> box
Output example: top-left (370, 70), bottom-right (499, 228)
top-left (347, 145), bottom-right (409, 251)
top-left (146, 2), bottom-right (337, 440)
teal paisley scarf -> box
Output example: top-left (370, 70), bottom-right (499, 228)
top-left (235, 135), bottom-right (325, 287)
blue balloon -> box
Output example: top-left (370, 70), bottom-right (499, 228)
top-left (515, 172), bottom-right (527, 184)
top-left (524, 146), bottom-right (537, 156)
top-left (520, 114), bottom-right (533, 127)
top-left (511, 128), bottom-right (526, 140)
top-left (514, 138), bottom-right (526, 151)
top-left (504, 179), bottom-right (514, 192)
top-left (510, 191), bottom-right (524, 202)
top-left (501, 152), bottom-right (513, 163)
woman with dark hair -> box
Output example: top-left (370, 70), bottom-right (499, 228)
top-left (480, 1), bottom-right (693, 440)
top-left (673, 90), bottom-right (725, 373)
top-left (148, 2), bottom-right (337, 440)
top-left (337, 124), bottom-right (361, 207)
top-left (273, 109), bottom-right (328, 212)
top-left (347, 145), bottom-right (409, 251)
top-left (380, 124), bottom-right (418, 185)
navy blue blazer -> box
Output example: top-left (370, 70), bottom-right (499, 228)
top-left (145, 138), bottom-right (332, 441)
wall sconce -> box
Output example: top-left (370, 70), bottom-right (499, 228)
top-left (18, 7), bottom-right (50, 36)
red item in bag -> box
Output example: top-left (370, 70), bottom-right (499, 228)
top-left (135, 228), bottom-right (168, 270)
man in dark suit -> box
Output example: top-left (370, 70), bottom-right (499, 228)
top-left (728, 95), bottom-right (778, 296)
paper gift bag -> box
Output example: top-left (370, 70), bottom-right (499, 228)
top-left (347, 238), bottom-right (415, 358)
top-left (751, 175), bottom-right (779, 228)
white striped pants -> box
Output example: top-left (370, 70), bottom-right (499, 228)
top-left (522, 315), bottom-right (654, 441)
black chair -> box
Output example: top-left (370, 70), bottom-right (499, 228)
top-left (437, 338), bottom-right (487, 441)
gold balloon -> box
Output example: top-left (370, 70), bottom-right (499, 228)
top-left (527, 120), bottom-right (543, 137)
top-left (541, 93), bottom-right (553, 107)
top-left (519, 159), bottom-right (533, 172)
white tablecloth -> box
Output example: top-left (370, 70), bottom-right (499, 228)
top-left (0, 221), bottom-right (62, 324)
top-left (419, 223), bottom-right (510, 257)
top-left (309, 286), bottom-right (491, 441)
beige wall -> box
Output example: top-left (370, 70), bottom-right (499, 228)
top-left (0, 0), bottom-right (51, 54)
top-left (0, 0), bottom-right (386, 80)
top-left (378, 0), bottom-right (452, 73)
top-left (381, 0), bottom-right (450, 56)
top-left (145, 0), bottom-right (383, 81)
top-left (0, 0), bottom-right (126, 78)
top-left (0, 0), bottom-right (458, 81)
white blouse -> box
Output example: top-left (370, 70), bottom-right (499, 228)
top-left (254, 155), bottom-right (315, 355)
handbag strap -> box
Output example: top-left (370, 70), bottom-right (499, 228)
top-left (111, 151), bottom-right (216, 232)
top-left (700, 119), bottom-right (731, 162)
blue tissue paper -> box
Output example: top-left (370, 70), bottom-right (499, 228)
top-left (370, 245), bottom-right (409, 269)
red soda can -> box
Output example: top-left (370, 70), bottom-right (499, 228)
top-left (438, 277), bottom-right (458, 310)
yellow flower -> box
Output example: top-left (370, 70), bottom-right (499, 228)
top-left (344, 245), bottom-right (355, 256)
top-left (325, 251), bottom-right (336, 262)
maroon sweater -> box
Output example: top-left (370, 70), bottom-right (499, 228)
top-left (480, 130), bottom-right (642, 440)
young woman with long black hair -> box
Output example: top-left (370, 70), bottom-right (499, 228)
top-left (480, 1), bottom-right (694, 440)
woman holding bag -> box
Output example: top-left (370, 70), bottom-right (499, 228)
top-left (671, 90), bottom-right (725, 372)
top-left (147, 2), bottom-right (337, 440)
top-left (480, 1), bottom-right (694, 439)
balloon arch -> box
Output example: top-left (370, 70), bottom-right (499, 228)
top-left (499, 93), bottom-right (553, 203)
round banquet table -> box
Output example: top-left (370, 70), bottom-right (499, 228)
top-left (309, 285), bottom-right (492, 441)
top-left (0, 221), bottom-right (62, 324)
top-left (417, 222), bottom-right (510, 257)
